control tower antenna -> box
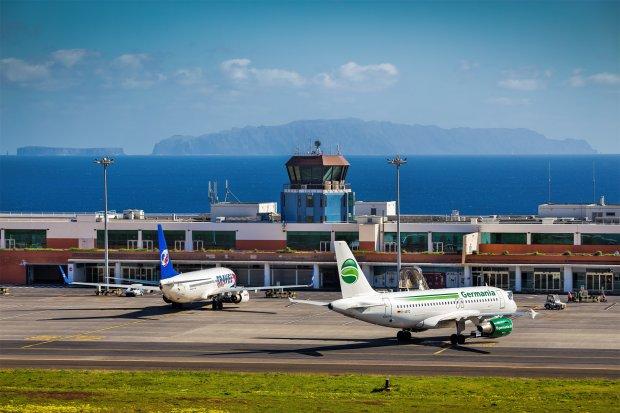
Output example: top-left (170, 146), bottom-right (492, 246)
top-left (336, 143), bottom-right (341, 155)
top-left (208, 181), bottom-right (219, 205)
top-left (224, 180), bottom-right (241, 203)
top-left (311, 139), bottom-right (322, 155)
top-left (592, 161), bottom-right (596, 203)
top-left (547, 160), bottom-right (551, 204)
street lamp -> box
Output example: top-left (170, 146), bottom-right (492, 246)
top-left (387, 155), bottom-right (407, 277)
top-left (95, 157), bottom-right (114, 289)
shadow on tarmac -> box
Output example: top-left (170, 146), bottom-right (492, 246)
top-left (201, 336), bottom-right (491, 358)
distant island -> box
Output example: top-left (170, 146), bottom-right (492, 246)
top-left (152, 118), bottom-right (596, 155)
top-left (17, 146), bottom-right (125, 156)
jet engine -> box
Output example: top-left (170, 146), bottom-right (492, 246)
top-left (477, 317), bottom-right (513, 338)
top-left (229, 290), bottom-right (250, 304)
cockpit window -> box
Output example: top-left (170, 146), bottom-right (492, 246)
top-left (507, 291), bottom-right (513, 300)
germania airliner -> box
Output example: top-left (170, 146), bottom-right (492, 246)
top-left (69, 224), bottom-right (309, 310)
top-left (291, 241), bottom-right (534, 345)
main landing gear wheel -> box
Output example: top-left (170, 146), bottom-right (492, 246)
top-left (450, 334), bottom-right (466, 345)
top-left (396, 330), bottom-right (411, 341)
top-left (212, 300), bottom-right (224, 311)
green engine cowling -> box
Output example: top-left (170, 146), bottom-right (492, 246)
top-left (477, 317), bottom-right (513, 338)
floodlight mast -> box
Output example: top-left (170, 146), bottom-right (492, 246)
top-left (387, 155), bottom-right (407, 276)
top-left (94, 157), bottom-right (114, 290)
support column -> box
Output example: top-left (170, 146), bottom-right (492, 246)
top-left (515, 266), bottom-right (522, 292)
top-left (67, 263), bottom-right (75, 284)
top-left (137, 230), bottom-right (143, 249)
top-left (573, 232), bottom-right (581, 246)
top-left (114, 262), bottom-right (122, 284)
top-left (563, 266), bottom-right (573, 293)
top-left (263, 263), bottom-right (271, 287)
top-left (312, 263), bottom-right (320, 289)
top-left (330, 231), bottom-right (336, 251)
top-left (463, 265), bottom-right (472, 287)
top-left (526, 232), bottom-right (532, 245)
top-left (185, 230), bottom-right (193, 251)
top-left (0, 229), bottom-right (4, 249)
top-left (427, 232), bottom-right (433, 253)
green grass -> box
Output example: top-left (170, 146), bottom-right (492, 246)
top-left (0, 369), bottom-right (618, 412)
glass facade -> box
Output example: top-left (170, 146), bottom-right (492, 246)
top-left (96, 230), bottom-right (139, 249)
top-left (431, 232), bottom-right (465, 253)
top-left (581, 233), bottom-right (620, 245)
top-left (192, 231), bottom-right (236, 250)
top-left (480, 232), bottom-right (527, 244)
top-left (4, 229), bottom-right (46, 248)
top-left (384, 232), bottom-right (427, 252)
top-left (531, 233), bottom-right (573, 245)
top-left (335, 232), bottom-right (359, 247)
top-left (286, 231), bottom-right (330, 250)
top-left (142, 230), bottom-right (186, 250)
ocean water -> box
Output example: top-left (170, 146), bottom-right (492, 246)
top-left (0, 155), bottom-right (618, 215)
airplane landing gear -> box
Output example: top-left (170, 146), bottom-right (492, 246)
top-left (396, 330), bottom-right (411, 341)
top-left (450, 320), bottom-right (466, 345)
top-left (212, 300), bottom-right (224, 311)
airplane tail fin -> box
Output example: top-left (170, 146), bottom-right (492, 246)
top-left (334, 241), bottom-right (377, 298)
top-left (157, 224), bottom-right (178, 279)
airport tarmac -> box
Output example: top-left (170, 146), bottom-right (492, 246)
top-left (0, 287), bottom-right (618, 378)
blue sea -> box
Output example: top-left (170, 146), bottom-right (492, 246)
top-left (0, 155), bottom-right (618, 215)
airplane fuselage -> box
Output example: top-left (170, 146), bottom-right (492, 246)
top-left (329, 286), bottom-right (517, 330)
top-left (160, 267), bottom-right (239, 304)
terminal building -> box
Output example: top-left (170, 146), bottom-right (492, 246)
top-left (1, 151), bottom-right (619, 294)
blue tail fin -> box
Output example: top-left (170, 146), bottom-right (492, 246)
top-left (158, 224), bottom-right (178, 279)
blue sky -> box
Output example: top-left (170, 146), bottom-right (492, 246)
top-left (1, 1), bottom-right (619, 154)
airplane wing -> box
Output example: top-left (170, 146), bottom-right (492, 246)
top-left (69, 281), bottom-right (161, 293)
top-left (288, 298), bottom-right (330, 306)
top-left (223, 284), bottom-right (311, 293)
top-left (416, 310), bottom-right (482, 329)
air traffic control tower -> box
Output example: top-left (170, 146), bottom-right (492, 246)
top-left (281, 143), bottom-right (355, 223)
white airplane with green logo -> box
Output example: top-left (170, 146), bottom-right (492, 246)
top-left (291, 241), bottom-right (535, 345)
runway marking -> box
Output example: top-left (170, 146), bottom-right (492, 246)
top-left (26, 335), bottom-right (62, 341)
top-left (21, 319), bottom-right (146, 349)
top-left (0, 309), bottom-right (53, 321)
top-left (605, 303), bottom-right (616, 311)
top-left (433, 344), bottom-right (451, 355)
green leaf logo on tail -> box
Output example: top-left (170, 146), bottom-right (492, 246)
top-left (340, 258), bottom-right (359, 284)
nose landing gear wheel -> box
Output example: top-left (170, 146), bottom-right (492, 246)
top-left (396, 330), bottom-right (411, 341)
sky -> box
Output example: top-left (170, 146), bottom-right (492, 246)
top-left (0, 1), bottom-right (619, 154)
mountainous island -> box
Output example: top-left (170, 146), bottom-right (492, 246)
top-left (17, 147), bottom-right (125, 156)
top-left (152, 118), bottom-right (596, 156)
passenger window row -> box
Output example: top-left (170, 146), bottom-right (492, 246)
top-left (396, 297), bottom-right (498, 309)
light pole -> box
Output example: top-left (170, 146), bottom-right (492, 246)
top-left (95, 157), bottom-right (114, 289)
top-left (388, 155), bottom-right (407, 277)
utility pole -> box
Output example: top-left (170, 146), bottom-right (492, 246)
top-left (95, 157), bottom-right (114, 290)
top-left (387, 155), bottom-right (407, 277)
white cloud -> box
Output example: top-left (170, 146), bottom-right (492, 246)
top-left (121, 73), bottom-right (166, 89)
top-left (486, 96), bottom-right (531, 106)
top-left (316, 61), bottom-right (399, 91)
top-left (589, 72), bottom-right (620, 86)
top-left (497, 78), bottom-right (542, 91)
top-left (0, 57), bottom-right (50, 82)
top-left (568, 69), bottom-right (620, 87)
top-left (221, 58), bottom-right (305, 87)
top-left (113, 53), bottom-right (150, 69)
top-left (174, 67), bottom-right (204, 86)
top-left (459, 59), bottom-right (479, 71)
top-left (51, 49), bottom-right (89, 68)
top-left (221, 58), bottom-right (251, 80)
top-left (569, 69), bottom-right (585, 87)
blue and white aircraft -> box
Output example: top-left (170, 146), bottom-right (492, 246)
top-left (69, 224), bottom-right (309, 310)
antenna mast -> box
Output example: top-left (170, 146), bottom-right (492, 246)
top-left (592, 161), bottom-right (596, 203)
top-left (547, 161), bottom-right (551, 204)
